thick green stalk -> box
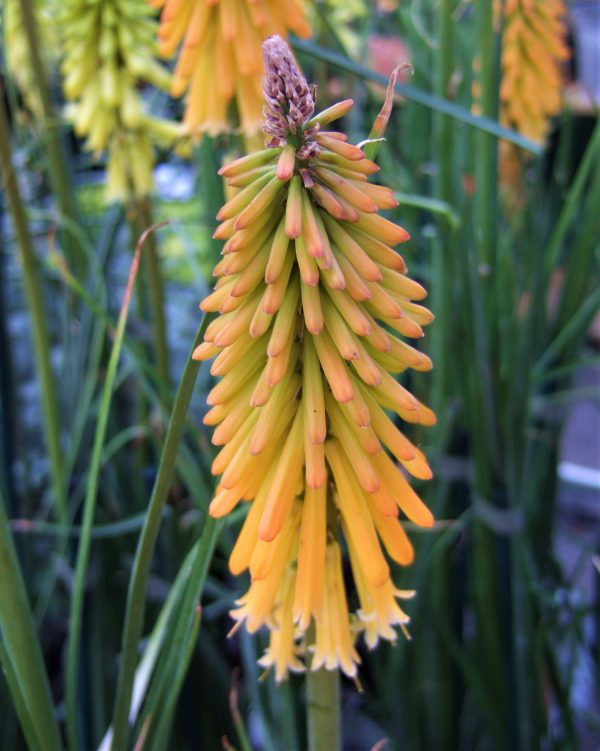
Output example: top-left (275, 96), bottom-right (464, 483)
top-left (430, 4), bottom-right (460, 747)
top-left (474, 0), bottom-right (499, 269)
top-left (65, 224), bottom-right (165, 751)
top-left (110, 314), bottom-right (213, 751)
top-left (0, 491), bottom-right (63, 751)
top-left (0, 85), bottom-right (65, 522)
top-left (306, 667), bottom-right (341, 751)
top-left (431, 0), bottom-right (456, 413)
top-left (17, 0), bottom-right (83, 274)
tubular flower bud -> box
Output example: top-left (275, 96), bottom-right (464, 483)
top-left (150, 0), bottom-right (311, 137)
top-left (195, 37), bottom-right (435, 680)
top-left (59, 0), bottom-right (182, 202)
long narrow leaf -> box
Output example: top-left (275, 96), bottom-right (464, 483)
top-left (0, 492), bottom-right (62, 751)
top-left (65, 222), bottom-right (168, 751)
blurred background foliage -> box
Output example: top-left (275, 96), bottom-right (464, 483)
top-left (0, 0), bottom-right (599, 750)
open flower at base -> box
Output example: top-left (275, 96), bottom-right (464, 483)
top-left (194, 37), bottom-right (435, 679)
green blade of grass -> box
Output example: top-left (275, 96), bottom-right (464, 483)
top-left (134, 514), bottom-right (223, 750)
top-left (0, 491), bottom-right (63, 751)
top-left (65, 222), bottom-right (168, 751)
top-left (0, 83), bottom-right (65, 524)
top-left (395, 191), bottom-right (460, 228)
top-left (109, 312), bottom-right (215, 751)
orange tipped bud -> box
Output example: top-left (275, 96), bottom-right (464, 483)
top-left (276, 144), bottom-right (297, 182)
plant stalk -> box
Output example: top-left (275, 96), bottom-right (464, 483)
top-left (0, 490), bottom-right (63, 751)
top-left (135, 198), bottom-right (171, 401)
top-left (0, 83), bottom-right (65, 522)
top-left (110, 313), bottom-right (213, 751)
top-left (17, 0), bottom-right (83, 274)
top-left (306, 666), bottom-right (341, 751)
top-left (65, 222), bottom-right (164, 751)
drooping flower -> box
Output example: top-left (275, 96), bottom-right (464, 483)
top-left (194, 36), bottom-right (435, 679)
top-left (500, 0), bottom-right (569, 145)
top-left (150, 0), bottom-right (311, 137)
top-left (60, 0), bottom-right (182, 201)
top-left (498, 0), bottom-right (569, 192)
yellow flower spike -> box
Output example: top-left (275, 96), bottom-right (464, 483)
top-left (154, 0), bottom-right (311, 136)
top-left (59, 0), bottom-right (179, 201)
top-left (494, 0), bottom-right (569, 192)
top-left (197, 37), bottom-right (436, 679)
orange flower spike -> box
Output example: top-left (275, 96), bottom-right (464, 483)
top-left (155, 0), bottom-right (311, 136)
top-left (195, 37), bottom-right (436, 680)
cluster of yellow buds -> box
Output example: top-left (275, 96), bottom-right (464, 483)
top-left (500, 0), bottom-right (569, 145)
top-left (60, 0), bottom-right (181, 201)
top-left (194, 37), bottom-right (435, 680)
top-left (150, 0), bottom-right (311, 137)
top-left (4, 0), bottom-right (57, 120)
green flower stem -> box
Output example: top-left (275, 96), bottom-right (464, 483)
top-left (65, 223), bottom-right (167, 751)
top-left (17, 0), bottom-right (83, 274)
top-left (306, 666), bottom-right (341, 751)
top-left (431, 0), bottom-right (456, 415)
top-left (0, 490), bottom-right (63, 751)
top-left (136, 198), bottom-right (171, 401)
top-left (474, 0), bottom-right (499, 269)
top-left (109, 313), bottom-right (214, 751)
top-left (0, 84), bottom-right (65, 523)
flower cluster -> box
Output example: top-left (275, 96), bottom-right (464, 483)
top-left (194, 37), bottom-right (435, 680)
top-left (500, 0), bottom-right (569, 145)
top-left (60, 0), bottom-right (181, 201)
top-left (150, 0), bottom-right (311, 137)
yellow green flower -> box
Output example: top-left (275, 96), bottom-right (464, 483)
top-left (60, 0), bottom-right (181, 201)
top-left (194, 36), bottom-right (435, 679)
